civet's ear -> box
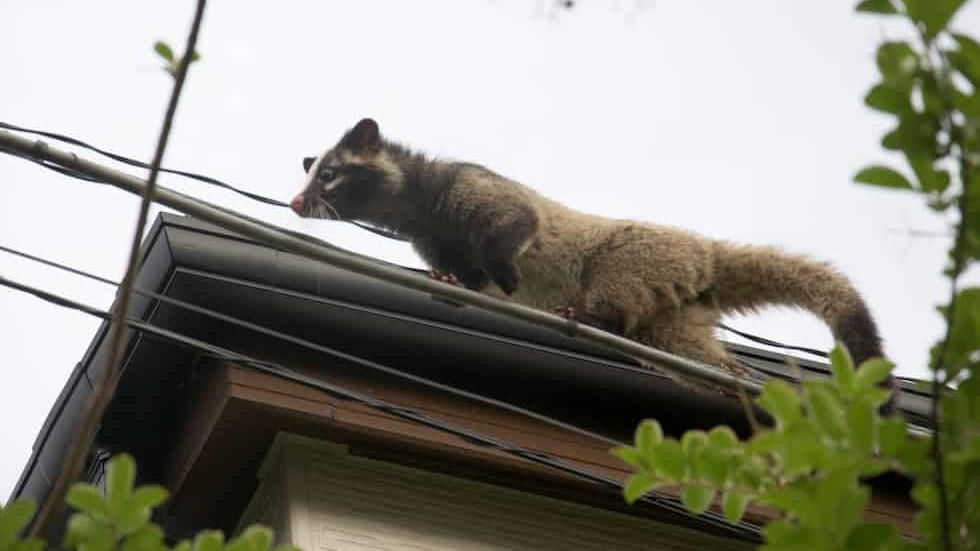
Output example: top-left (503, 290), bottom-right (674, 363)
top-left (302, 156), bottom-right (316, 173)
top-left (342, 118), bottom-right (381, 153)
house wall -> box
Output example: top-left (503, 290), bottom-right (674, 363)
top-left (237, 432), bottom-right (752, 551)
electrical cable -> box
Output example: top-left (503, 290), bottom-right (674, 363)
top-left (718, 323), bottom-right (828, 359)
top-left (0, 120), bottom-right (288, 207)
top-left (0, 122), bottom-right (831, 362)
top-left (0, 272), bottom-right (763, 541)
top-left (0, 120), bottom-right (408, 241)
top-left (0, 242), bottom-right (624, 447)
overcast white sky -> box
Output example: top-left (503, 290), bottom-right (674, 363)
top-left (2, 0), bottom-right (979, 501)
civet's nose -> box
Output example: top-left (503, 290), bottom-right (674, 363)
top-left (290, 194), bottom-right (304, 215)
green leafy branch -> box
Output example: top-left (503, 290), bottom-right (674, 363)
top-left (615, 1), bottom-right (980, 549)
top-left (3, 455), bottom-right (297, 551)
top-left (852, 1), bottom-right (980, 549)
top-left (614, 347), bottom-right (916, 551)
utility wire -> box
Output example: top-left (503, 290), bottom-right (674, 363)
top-left (0, 121), bottom-right (835, 361)
top-left (0, 242), bottom-right (624, 447)
top-left (1, 129), bottom-right (763, 396)
top-left (0, 120), bottom-right (406, 241)
top-left (1, 125), bottom-right (830, 363)
top-left (0, 272), bottom-right (762, 541)
top-left (717, 323), bottom-right (828, 359)
top-left (0, 120), bottom-right (287, 208)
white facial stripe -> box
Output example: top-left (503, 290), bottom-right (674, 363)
top-left (323, 179), bottom-right (341, 193)
top-left (304, 150), bottom-right (329, 189)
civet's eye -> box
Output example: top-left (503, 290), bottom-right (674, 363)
top-left (318, 168), bottom-right (336, 182)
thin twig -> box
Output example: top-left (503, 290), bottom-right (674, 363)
top-left (30, 0), bottom-right (208, 537)
top-left (913, 20), bottom-right (964, 551)
top-left (928, 156), bottom-right (972, 551)
top-left (885, 228), bottom-right (953, 239)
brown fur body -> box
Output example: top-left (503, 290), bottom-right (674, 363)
top-left (292, 119), bottom-right (891, 403)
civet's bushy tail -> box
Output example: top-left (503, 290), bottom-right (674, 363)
top-left (711, 242), bottom-right (895, 403)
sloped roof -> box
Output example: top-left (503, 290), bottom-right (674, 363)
top-left (10, 212), bottom-right (930, 539)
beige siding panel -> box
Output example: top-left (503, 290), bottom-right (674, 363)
top-left (238, 433), bottom-right (752, 551)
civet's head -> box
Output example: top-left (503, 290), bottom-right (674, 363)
top-left (290, 118), bottom-right (404, 222)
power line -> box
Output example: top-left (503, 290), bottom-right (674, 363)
top-left (0, 121), bottom-right (288, 207)
top-left (718, 323), bottom-right (828, 359)
top-left (0, 120), bottom-right (833, 361)
top-left (0, 120), bottom-right (407, 241)
top-left (1, 129), bottom-right (762, 397)
top-left (0, 271), bottom-right (763, 541)
top-left (0, 242), bottom-right (624, 447)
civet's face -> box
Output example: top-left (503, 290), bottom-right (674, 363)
top-left (290, 118), bottom-right (399, 222)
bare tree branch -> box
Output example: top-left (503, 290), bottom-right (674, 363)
top-left (30, 0), bottom-right (209, 537)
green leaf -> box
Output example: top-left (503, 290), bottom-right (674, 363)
top-left (120, 524), bottom-right (165, 551)
top-left (680, 486), bottom-right (716, 515)
top-left (854, 165), bottom-right (915, 189)
top-left (635, 419), bottom-right (663, 454)
top-left (855, 358), bottom-right (895, 390)
top-left (781, 420), bottom-right (831, 475)
top-left (760, 486), bottom-right (819, 525)
top-left (761, 519), bottom-right (832, 551)
top-left (623, 473), bottom-right (661, 504)
top-left (830, 344), bottom-right (858, 396)
top-left (681, 431), bottom-right (708, 456)
top-left (0, 500), bottom-right (36, 545)
top-left (223, 537), bottom-right (251, 551)
top-left (905, 0), bottom-right (969, 42)
top-left (919, 73), bottom-right (945, 116)
top-left (721, 491), bottom-right (752, 523)
top-left (882, 113), bottom-right (942, 156)
top-left (756, 380), bottom-right (802, 428)
top-left (66, 484), bottom-right (109, 521)
top-left (64, 514), bottom-right (113, 551)
top-left (693, 445), bottom-right (730, 485)
top-left (153, 41), bottom-right (175, 62)
top-left (864, 83), bottom-right (912, 115)
top-left (856, 0), bottom-right (898, 13)
top-left (9, 539), bottom-right (44, 551)
top-left (190, 531), bottom-right (224, 551)
top-left (190, 51), bottom-right (202, 62)
top-left (952, 87), bottom-right (980, 123)
top-left (911, 482), bottom-right (944, 543)
top-left (119, 509), bottom-right (153, 537)
top-left (610, 446), bottom-right (647, 470)
top-left (650, 440), bottom-right (686, 480)
top-left (805, 384), bottom-right (848, 440)
top-left (732, 456), bottom-right (769, 493)
top-left (876, 42), bottom-right (918, 83)
top-left (239, 526), bottom-right (274, 551)
top-left (707, 426), bottom-right (738, 448)
top-left (908, 155), bottom-right (951, 193)
top-left (951, 33), bottom-right (980, 85)
top-left (844, 522), bottom-right (897, 551)
top-left (820, 468), bottom-right (871, 532)
top-left (860, 459), bottom-right (890, 477)
top-left (747, 430), bottom-right (782, 455)
top-left (846, 400), bottom-right (876, 454)
top-left (938, 287), bottom-right (980, 373)
top-left (106, 454), bottom-right (136, 515)
top-left (126, 486), bottom-right (168, 512)
top-left (878, 418), bottom-right (908, 457)
top-left (898, 437), bottom-right (933, 476)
